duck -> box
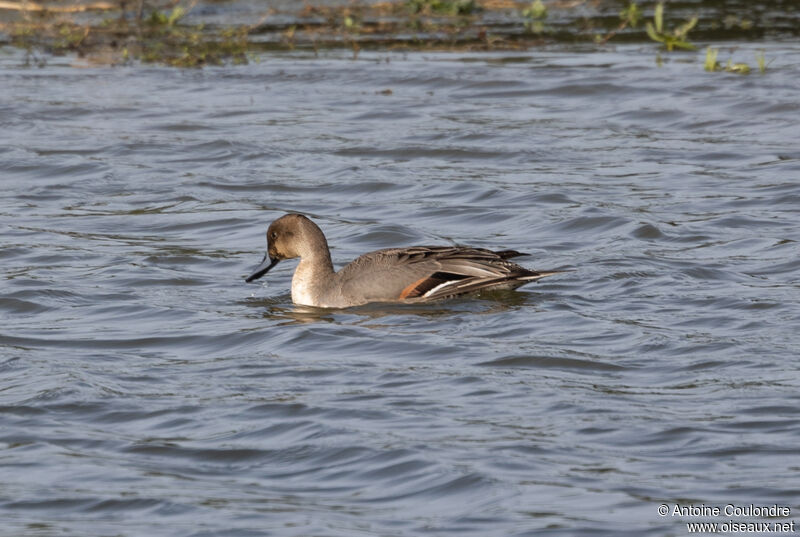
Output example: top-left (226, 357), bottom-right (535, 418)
top-left (245, 213), bottom-right (563, 308)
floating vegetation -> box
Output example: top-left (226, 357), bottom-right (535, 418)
top-left (406, 0), bottom-right (480, 16)
top-left (704, 47), bottom-right (771, 75)
top-left (724, 59), bottom-right (750, 74)
top-left (135, 21), bottom-right (250, 67)
top-left (5, 2), bottom-right (250, 67)
top-left (645, 2), bottom-right (697, 51)
top-left (522, 0), bottom-right (547, 34)
top-left (0, 0), bottom-right (796, 67)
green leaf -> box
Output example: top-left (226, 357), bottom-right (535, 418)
top-left (675, 16), bottom-right (697, 38)
top-left (523, 0), bottom-right (547, 20)
top-left (645, 21), bottom-right (664, 43)
top-left (670, 39), bottom-right (696, 51)
top-left (620, 2), bottom-right (641, 27)
top-left (654, 2), bottom-right (663, 33)
top-left (704, 47), bottom-right (719, 71)
top-left (726, 62), bottom-right (751, 74)
top-left (755, 50), bottom-right (767, 73)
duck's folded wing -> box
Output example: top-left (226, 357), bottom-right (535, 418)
top-left (337, 246), bottom-right (556, 302)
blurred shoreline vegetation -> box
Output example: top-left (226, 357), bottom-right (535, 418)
top-left (0, 0), bottom-right (797, 67)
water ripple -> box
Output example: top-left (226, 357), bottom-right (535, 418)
top-left (2, 45), bottom-right (800, 537)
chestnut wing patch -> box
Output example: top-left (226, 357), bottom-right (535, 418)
top-left (399, 271), bottom-right (470, 299)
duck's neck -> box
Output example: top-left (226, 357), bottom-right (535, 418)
top-left (291, 242), bottom-right (335, 306)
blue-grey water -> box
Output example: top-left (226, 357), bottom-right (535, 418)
top-left (2, 43), bottom-right (800, 536)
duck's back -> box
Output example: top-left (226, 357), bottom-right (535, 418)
top-left (325, 246), bottom-right (549, 306)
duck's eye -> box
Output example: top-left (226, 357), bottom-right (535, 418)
top-left (270, 232), bottom-right (278, 240)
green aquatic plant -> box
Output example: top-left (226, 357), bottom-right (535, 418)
top-left (2, 0), bottom-right (784, 68)
top-left (11, 9), bottom-right (248, 67)
top-left (123, 3), bottom-right (249, 67)
top-left (343, 14), bottom-right (361, 60)
top-left (724, 59), bottom-right (750, 74)
top-left (645, 2), bottom-right (697, 51)
top-left (137, 17), bottom-right (249, 67)
top-left (755, 50), bottom-right (773, 73)
top-left (147, 6), bottom-right (186, 28)
top-left (595, 1), bottom-right (641, 44)
top-left (522, 0), bottom-right (547, 34)
top-left (704, 48), bottom-right (772, 76)
top-left (722, 14), bottom-right (753, 31)
top-left (756, 50), bottom-right (766, 73)
top-left (620, 2), bottom-right (642, 27)
top-left (55, 23), bottom-right (89, 50)
top-left (406, 0), bottom-right (478, 16)
top-left (704, 46), bottom-right (720, 71)
top-left (343, 15), bottom-right (359, 31)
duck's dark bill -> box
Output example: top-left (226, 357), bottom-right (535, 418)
top-left (245, 255), bottom-right (279, 282)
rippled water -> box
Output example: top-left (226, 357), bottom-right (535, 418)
top-left (2, 43), bottom-right (800, 536)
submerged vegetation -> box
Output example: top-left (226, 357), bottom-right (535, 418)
top-left (0, 0), bottom-right (795, 67)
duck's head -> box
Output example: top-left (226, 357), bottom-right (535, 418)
top-left (245, 213), bottom-right (320, 282)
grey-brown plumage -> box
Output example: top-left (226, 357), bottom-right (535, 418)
top-left (245, 213), bottom-right (564, 308)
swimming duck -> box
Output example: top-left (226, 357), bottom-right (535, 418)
top-left (245, 213), bottom-right (563, 308)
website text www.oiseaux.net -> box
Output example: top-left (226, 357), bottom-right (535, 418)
top-left (658, 504), bottom-right (795, 534)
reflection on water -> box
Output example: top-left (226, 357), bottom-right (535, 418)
top-left (246, 291), bottom-right (535, 325)
top-left (2, 43), bottom-right (800, 536)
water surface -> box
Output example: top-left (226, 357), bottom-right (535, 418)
top-left (2, 43), bottom-right (799, 536)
